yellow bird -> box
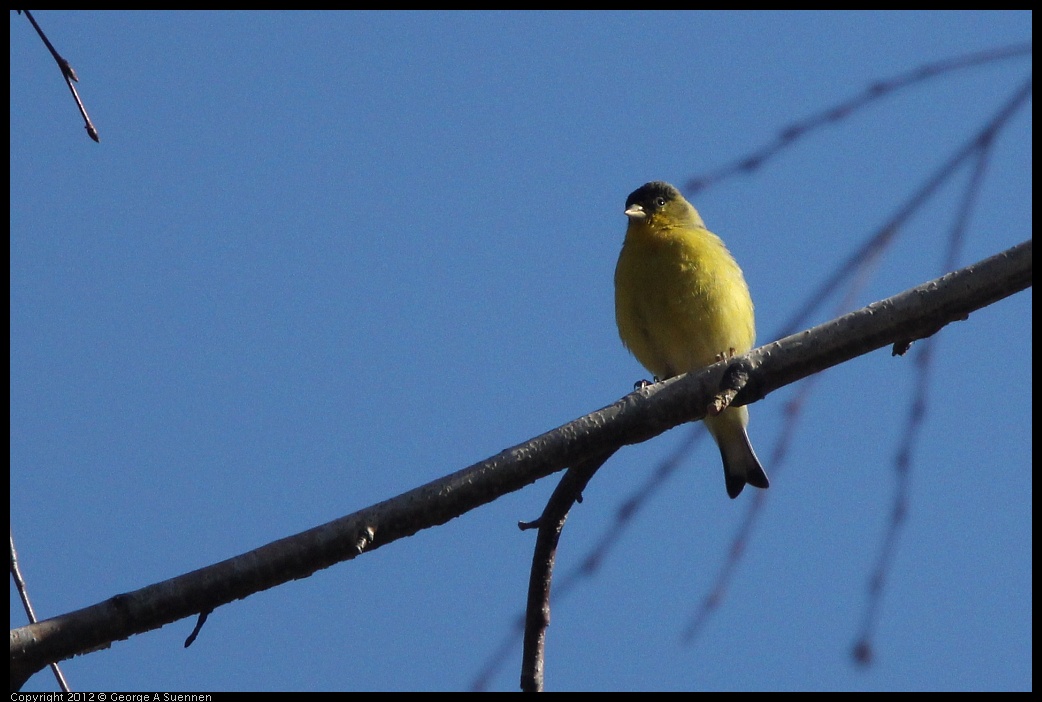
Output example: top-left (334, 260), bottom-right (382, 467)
top-left (614, 181), bottom-right (769, 498)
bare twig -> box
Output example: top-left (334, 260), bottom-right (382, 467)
top-left (518, 451), bottom-right (615, 692)
top-left (852, 126), bottom-right (993, 667)
top-left (471, 430), bottom-right (704, 691)
top-left (683, 42), bottom-right (1029, 195)
top-left (10, 529), bottom-right (71, 692)
top-left (684, 75), bottom-right (1030, 644)
top-left (183, 609), bottom-right (212, 648)
top-left (19, 10), bottom-right (100, 142)
top-left (774, 75), bottom-right (1031, 342)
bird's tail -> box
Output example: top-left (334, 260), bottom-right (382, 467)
top-left (705, 406), bottom-right (770, 499)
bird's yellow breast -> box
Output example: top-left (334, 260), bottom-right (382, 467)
top-left (614, 220), bottom-right (755, 380)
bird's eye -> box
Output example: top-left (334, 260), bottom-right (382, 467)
top-left (655, 197), bottom-right (666, 207)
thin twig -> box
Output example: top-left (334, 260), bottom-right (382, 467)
top-left (774, 74), bottom-right (1031, 341)
top-left (519, 451), bottom-right (615, 692)
top-left (683, 42), bottom-right (1029, 195)
top-left (471, 430), bottom-right (703, 691)
top-left (684, 76), bottom-right (1028, 645)
top-left (11, 528), bottom-right (71, 692)
top-left (852, 130), bottom-right (993, 667)
top-left (183, 609), bottom-right (212, 648)
top-left (20, 10), bottom-right (100, 142)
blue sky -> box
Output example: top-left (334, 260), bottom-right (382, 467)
top-left (10, 11), bottom-right (1031, 692)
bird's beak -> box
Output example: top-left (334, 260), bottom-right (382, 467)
top-left (625, 204), bottom-right (646, 220)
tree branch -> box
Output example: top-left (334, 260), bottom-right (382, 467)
top-left (19, 10), bottom-right (100, 142)
top-left (10, 239), bottom-right (1031, 690)
top-left (518, 450), bottom-right (615, 692)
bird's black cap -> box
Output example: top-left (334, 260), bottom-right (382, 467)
top-left (625, 181), bottom-right (682, 210)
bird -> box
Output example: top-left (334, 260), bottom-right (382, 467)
top-left (614, 181), bottom-right (769, 498)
